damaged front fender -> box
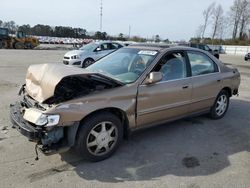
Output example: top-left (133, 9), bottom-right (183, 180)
top-left (10, 102), bottom-right (79, 155)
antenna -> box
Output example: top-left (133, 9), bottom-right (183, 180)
top-left (100, 0), bottom-right (103, 32)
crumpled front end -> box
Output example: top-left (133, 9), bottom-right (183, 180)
top-left (9, 63), bottom-right (122, 155)
top-left (9, 92), bottom-right (71, 155)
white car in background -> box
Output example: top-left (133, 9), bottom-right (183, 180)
top-left (63, 41), bottom-right (124, 68)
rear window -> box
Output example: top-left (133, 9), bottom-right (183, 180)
top-left (187, 51), bottom-right (218, 76)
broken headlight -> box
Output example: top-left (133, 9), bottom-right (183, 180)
top-left (35, 114), bottom-right (48, 126)
top-left (46, 115), bottom-right (60, 127)
top-left (36, 114), bottom-right (60, 127)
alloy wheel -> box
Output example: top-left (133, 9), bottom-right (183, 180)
top-left (86, 121), bottom-right (118, 156)
top-left (215, 94), bottom-right (228, 116)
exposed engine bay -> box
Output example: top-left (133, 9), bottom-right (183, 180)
top-left (44, 74), bottom-right (121, 104)
top-left (23, 74), bottom-right (122, 106)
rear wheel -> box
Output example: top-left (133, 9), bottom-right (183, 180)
top-left (210, 90), bottom-right (230, 119)
top-left (75, 112), bottom-right (123, 161)
top-left (25, 43), bottom-right (34, 49)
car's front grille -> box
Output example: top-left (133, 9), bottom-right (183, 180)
top-left (63, 61), bottom-right (69, 65)
top-left (22, 95), bottom-right (46, 111)
top-left (64, 56), bottom-right (70, 59)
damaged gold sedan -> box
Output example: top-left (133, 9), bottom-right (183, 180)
top-left (10, 44), bottom-right (240, 161)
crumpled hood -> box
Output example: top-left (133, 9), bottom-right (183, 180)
top-left (25, 63), bottom-right (91, 103)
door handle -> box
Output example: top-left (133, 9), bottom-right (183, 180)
top-left (182, 85), bottom-right (189, 89)
top-left (217, 79), bottom-right (221, 82)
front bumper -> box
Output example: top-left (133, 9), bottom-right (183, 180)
top-left (63, 58), bottom-right (82, 67)
top-left (10, 102), bottom-right (71, 155)
top-left (10, 102), bottom-right (43, 142)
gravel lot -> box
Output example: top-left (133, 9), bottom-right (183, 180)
top-left (0, 49), bottom-right (250, 188)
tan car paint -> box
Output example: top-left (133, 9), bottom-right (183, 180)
top-left (43, 84), bottom-right (138, 128)
top-left (189, 73), bottom-right (222, 113)
top-left (137, 78), bottom-right (192, 127)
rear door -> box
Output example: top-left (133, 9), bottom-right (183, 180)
top-left (187, 51), bottom-right (222, 113)
top-left (137, 51), bottom-right (192, 127)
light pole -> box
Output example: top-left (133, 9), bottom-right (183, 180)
top-left (100, 0), bottom-right (103, 32)
top-left (128, 25), bottom-right (131, 39)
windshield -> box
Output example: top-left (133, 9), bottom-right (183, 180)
top-left (79, 42), bottom-right (98, 51)
top-left (86, 48), bottom-right (158, 84)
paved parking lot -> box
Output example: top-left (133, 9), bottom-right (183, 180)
top-left (0, 50), bottom-right (250, 188)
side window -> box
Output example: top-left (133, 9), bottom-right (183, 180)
top-left (153, 52), bottom-right (187, 81)
top-left (100, 43), bottom-right (110, 51)
top-left (187, 51), bottom-right (218, 76)
top-left (111, 43), bottom-right (122, 49)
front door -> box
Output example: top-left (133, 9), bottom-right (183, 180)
top-left (94, 43), bottom-right (113, 61)
top-left (136, 51), bottom-right (192, 127)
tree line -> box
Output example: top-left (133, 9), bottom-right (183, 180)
top-left (192, 0), bottom-right (250, 45)
top-left (0, 20), bottom-right (150, 42)
top-left (0, 20), bottom-right (92, 39)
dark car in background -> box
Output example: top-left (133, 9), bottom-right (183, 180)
top-left (178, 43), bottom-right (220, 59)
top-left (190, 43), bottom-right (220, 59)
top-left (245, 53), bottom-right (250, 61)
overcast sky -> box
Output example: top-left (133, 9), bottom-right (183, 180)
top-left (1, 0), bottom-right (235, 40)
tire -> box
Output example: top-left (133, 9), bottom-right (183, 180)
top-left (210, 90), bottom-right (230, 119)
top-left (0, 41), bottom-right (7, 49)
top-left (82, 58), bottom-right (94, 68)
top-left (75, 112), bottom-right (123, 162)
top-left (14, 42), bottom-right (25, 49)
top-left (214, 54), bottom-right (220, 59)
top-left (25, 43), bottom-right (34, 49)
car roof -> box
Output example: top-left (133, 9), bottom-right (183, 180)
top-left (126, 43), bottom-right (171, 51)
top-left (126, 43), bottom-right (203, 53)
top-left (94, 41), bottom-right (122, 45)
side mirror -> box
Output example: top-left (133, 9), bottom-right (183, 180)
top-left (145, 72), bottom-right (163, 85)
top-left (95, 47), bottom-right (101, 52)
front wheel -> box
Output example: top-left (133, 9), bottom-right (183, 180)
top-left (14, 42), bottom-right (25, 49)
top-left (75, 112), bottom-right (123, 161)
top-left (210, 90), bottom-right (230, 119)
top-left (82, 58), bottom-right (94, 68)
